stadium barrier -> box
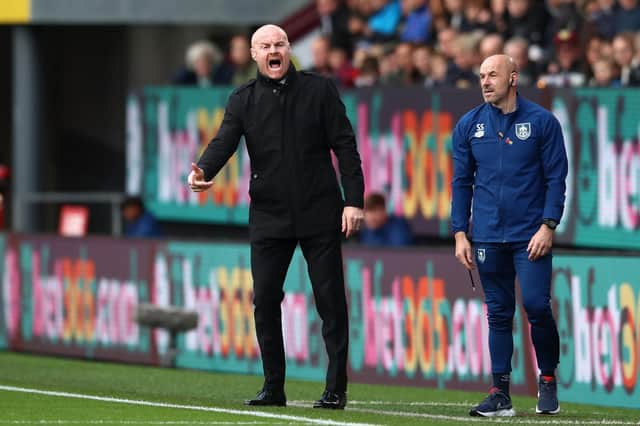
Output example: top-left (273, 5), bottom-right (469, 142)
top-left (127, 86), bottom-right (640, 249)
top-left (0, 233), bottom-right (639, 408)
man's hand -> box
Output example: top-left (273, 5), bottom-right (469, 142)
top-left (527, 225), bottom-right (553, 261)
top-left (187, 163), bottom-right (214, 192)
top-left (454, 231), bottom-right (474, 270)
top-left (342, 206), bottom-right (364, 238)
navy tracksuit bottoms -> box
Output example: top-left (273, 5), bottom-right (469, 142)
top-left (474, 241), bottom-right (560, 374)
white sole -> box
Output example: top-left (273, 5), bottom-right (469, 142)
top-left (536, 404), bottom-right (560, 414)
top-left (471, 408), bottom-right (516, 417)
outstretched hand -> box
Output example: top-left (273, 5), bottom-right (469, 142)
top-left (187, 163), bottom-right (214, 192)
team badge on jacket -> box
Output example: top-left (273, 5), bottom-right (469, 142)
top-left (477, 248), bottom-right (486, 263)
top-left (474, 123), bottom-right (485, 138)
top-left (515, 122), bottom-right (531, 140)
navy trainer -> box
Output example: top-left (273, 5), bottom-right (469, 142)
top-left (536, 376), bottom-right (560, 414)
top-left (469, 387), bottom-right (516, 417)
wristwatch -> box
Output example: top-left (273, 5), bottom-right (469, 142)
top-left (542, 218), bottom-right (558, 230)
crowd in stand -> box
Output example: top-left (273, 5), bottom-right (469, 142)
top-left (174, 0), bottom-right (640, 89)
top-left (311, 0), bottom-right (640, 87)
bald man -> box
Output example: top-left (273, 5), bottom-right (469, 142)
top-left (451, 55), bottom-right (568, 417)
top-left (189, 24), bottom-right (363, 409)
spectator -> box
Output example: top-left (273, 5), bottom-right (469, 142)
top-left (412, 44), bottom-right (433, 84)
top-left (399, 0), bottom-right (433, 43)
top-left (395, 42), bottom-right (419, 84)
top-left (612, 33), bottom-right (640, 85)
top-left (615, 0), bottom-right (640, 33)
top-left (437, 27), bottom-right (459, 59)
top-left (504, 36), bottom-right (539, 85)
top-left (464, 0), bottom-right (497, 33)
top-left (308, 35), bottom-right (334, 76)
top-left (329, 45), bottom-right (358, 86)
top-left (538, 29), bottom-right (586, 87)
top-left (588, 0), bottom-right (618, 40)
top-left (121, 196), bottom-right (162, 238)
top-left (546, 0), bottom-right (583, 44)
top-left (426, 51), bottom-right (450, 85)
top-left (355, 55), bottom-right (381, 86)
top-left (360, 192), bottom-right (413, 246)
top-left (317, 0), bottom-right (354, 51)
top-left (229, 34), bottom-right (258, 86)
top-left (589, 57), bottom-right (620, 86)
top-left (171, 40), bottom-right (232, 86)
top-left (442, 0), bottom-right (471, 31)
top-left (446, 33), bottom-right (481, 88)
top-left (504, 0), bottom-right (549, 50)
top-left (480, 33), bottom-right (506, 60)
top-left (368, 0), bottom-right (403, 41)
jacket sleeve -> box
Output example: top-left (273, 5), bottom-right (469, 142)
top-left (540, 113), bottom-right (568, 222)
top-left (322, 78), bottom-right (364, 208)
top-left (450, 118), bottom-right (474, 234)
top-left (197, 91), bottom-right (244, 181)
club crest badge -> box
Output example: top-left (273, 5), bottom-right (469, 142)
top-left (515, 122), bottom-right (531, 140)
top-left (477, 248), bottom-right (486, 264)
top-left (474, 123), bottom-right (485, 138)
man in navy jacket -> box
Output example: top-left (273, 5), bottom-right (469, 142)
top-left (451, 55), bottom-right (568, 417)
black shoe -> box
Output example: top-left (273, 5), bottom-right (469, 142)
top-left (244, 388), bottom-right (286, 407)
top-left (313, 390), bottom-right (347, 409)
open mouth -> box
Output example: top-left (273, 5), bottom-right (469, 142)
top-left (268, 58), bottom-right (282, 70)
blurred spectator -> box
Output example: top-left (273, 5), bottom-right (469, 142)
top-left (229, 34), bottom-right (258, 86)
top-left (317, 0), bottom-right (354, 50)
top-left (538, 29), bottom-right (587, 87)
top-left (379, 45), bottom-right (401, 84)
top-left (437, 26), bottom-right (459, 59)
top-left (329, 45), bottom-right (358, 86)
top-left (368, 0), bottom-right (403, 41)
top-left (171, 40), bottom-right (232, 86)
top-left (426, 51), bottom-right (449, 85)
top-left (355, 55), bottom-right (381, 86)
top-left (504, 0), bottom-right (549, 50)
top-left (308, 35), bottom-right (334, 76)
top-left (588, 57), bottom-right (620, 86)
top-left (412, 44), bottom-right (433, 84)
top-left (394, 42), bottom-right (419, 84)
top-left (464, 0), bottom-right (497, 33)
top-left (446, 33), bottom-right (480, 88)
top-left (588, 0), bottom-right (619, 40)
top-left (615, 0), bottom-right (640, 33)
top-left (399, 0), bottom-right (433, 43)
top-left (122, 196), bottom-right (162, 238)
top-left (441, 0), bottom-right (470, 31)
top-left (359, 192), bottom-right (413, 246)
top-left (546, 0), bottom-right (583, 43)
top-left (504, 36), bottom-right (539, 85)
top-left (480, 33), bottom-right (505, 60)
top-left (612, 32), bottom-right (640, 85)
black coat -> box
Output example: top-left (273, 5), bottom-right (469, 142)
top-left (197, 64), bottom-right (364, 239)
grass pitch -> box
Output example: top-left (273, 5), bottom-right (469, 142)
top-left (0, 351), bottom-right (638, 425)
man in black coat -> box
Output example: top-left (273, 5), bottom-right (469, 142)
top-left (188, 24), bottom-right (364, 409)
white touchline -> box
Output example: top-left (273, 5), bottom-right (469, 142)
top-left (0, 385), bottom-right (378, 426)
top-left (324, 405), bottom-right (639, 425)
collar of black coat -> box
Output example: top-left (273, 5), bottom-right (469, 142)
top-left (256, 63), bottom-right (298, 90)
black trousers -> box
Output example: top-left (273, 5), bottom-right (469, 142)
top-left (250, 230), bottom-right (348, 393)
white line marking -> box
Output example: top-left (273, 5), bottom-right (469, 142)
top-left (0, 422), bottom-right (274, 425)
top-left (290, 400), bottom-right (471, 407)
top-left (0, 385), bottom-right (377, 426)
top-left (291, 403), bottom-right (640, 425)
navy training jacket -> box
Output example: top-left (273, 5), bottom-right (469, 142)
top-left (451, 95), bottom-right (568, 243)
